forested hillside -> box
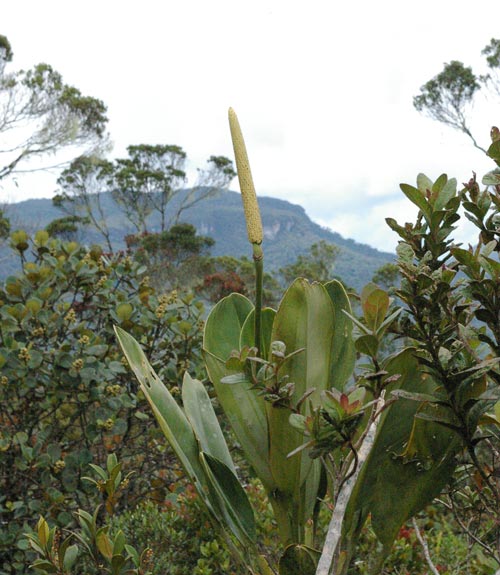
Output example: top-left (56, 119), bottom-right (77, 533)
top-left (3, 190), bottom-right (393, 289)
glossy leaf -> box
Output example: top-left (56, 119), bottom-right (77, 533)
top-left (200, 452), bottom-right (256, 545)
top-left (182, 372), bottom-right (235, 474)
top-left (433, 176), bottom-right (456, 211)
top-left (416, 173), bottom-right (433, 194)
top-left (203, 293), bottom-right (254, 360)
top-left (360, 283), bottom-right (390, 331)
top-left (323, 279), bottom-right (356, 390)
top-left (240, 306), bottom-right (276, 361)
top-left (269, 279), bottom-right (337, 532)
top-left (203, 294), bottom-right (273, 490)
top-left (355, 334), bottom-right (379, 357)
top-left (278, 544), bottom-right (320, 575)
top-left (344, 349), bottom-right (462, 557)
top-left (114, 326), bottom-right (208, 494)
top-left (400, 183), bottom-right (431, 222)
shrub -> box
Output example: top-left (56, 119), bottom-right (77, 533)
top-left (0, 231), bottom-right (205, 573)
top-left (112, 478), bottom-right (280, 575)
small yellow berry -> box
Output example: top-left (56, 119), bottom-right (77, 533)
top-left (18, 347), bottom-right (31, 362)
top-left (64, 309), bottom-right (77, 323)
top-left (53, 460), bottom-right (66, 473)
top-left (72, 358), bottom-right (84, 371)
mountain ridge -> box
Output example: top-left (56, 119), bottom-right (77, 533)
top-left (3, 190), bottom-right (394, 289)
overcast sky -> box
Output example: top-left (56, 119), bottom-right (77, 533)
top-left (2, 0), bottom-right (500, 252)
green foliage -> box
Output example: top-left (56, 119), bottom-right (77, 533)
top-left (111, 478), bottom-right (280, 575)
top-left (26, 455), bottom-right (153, 575)
top-left (371, 262), bottom-right (399, 292)
top-left (413, 39), bottom-right (500, 153)
top-left (117, 275), bottom-right (357, 572)
top-left (279, 240), bottom-right (341, 285)
top-left (0, 36), bottom-right (13, 65)
top-left (0, 231), bottom-right (205, 573)
top-left (126, 223), bottom-right (215, 291)
top-left (0, 209), bottom-right (9, 240)
top-left (53, 147), bottom-right (235, 250)
top-left (349, 510), bottom-right (493, 575)
top-left (53, 156), bottom-right (115, 251)
top-left (0, 37), bottom-right (108, 180)
top-left (45, 216), bottom-right (90, 242)
top-left (386, 166), bottom-right (500, 569)
top-left (199, 255), bottom-right (281, 306)
top-left (414, 61), bottom-right (480, 121)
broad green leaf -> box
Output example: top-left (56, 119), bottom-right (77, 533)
top-left (375, 307), bottom-right (402, 339)
top-left (278, 544), bottom-right (320, 575)
top-left (433, 177), bottom-right (456, 210)
top-left (355, 334), bottom-right (379, 357)
top-left (266, 404), bottom-right (304, 496)
top-left (62, 544), bottom-right (79, 570)
top-left (324, 279), bottom-right (356, 390)
top-left (416, 173), bottom-right (433, 194)
top-left (240, 307), bottom-right (276, 361)
top-left (112, 530), bottom-right (126, 556)
top-left (30, 560), bottom-right (57, 572)
top-left (204, 293), bottom-right (253, 360)
top-left (203, 348), bottom-right (273, 490)
top-left (482, 169), bottom-right (500, 186)
top-left (257, 555), bottom-right (276, 575)
top-left (400, 183), bottom-right (431, 222)
top-left (269, 279), bottom-right (336, 530)
top-left (200, 452), bottom-right (256, 545)
top-left (96, 530), bottom-right (113, 560)
top-left (344, 349), bottom-right (461, 559)
top-left (360, 283), bottom-right (389, 331)
top-left (114, 326), bottom-right (207, 493)
top-left (450, 247), bottom-right (481, 277)
top-left (487, 140), bottom-right (500, 166)
top-left (37, 516), bottom-right (50, 547)
top-left (111, 555), bottom-right (126, 573)
top-left (182, 372), bottom-right (235, 474)
top-left (203, 294), bottom-right (272, 489)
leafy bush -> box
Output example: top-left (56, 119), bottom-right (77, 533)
top-left (0, 231), bottom-right (205, 573)
top-left (350, 509), bottom-right (495, 575)
top-left (112, 477), bottom-right (280, 575)
top-left (25, 454), bottom-right (154, 575)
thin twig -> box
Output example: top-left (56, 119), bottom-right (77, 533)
top-left (315, 393), bottom-right (385, 575)
top-left (411, 517), bottom-right (440, 575)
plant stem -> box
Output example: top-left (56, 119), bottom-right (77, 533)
top-left (253, 242), bottom-right (263, 356)
top-left (315, 394), bottom-right (385, 575)
top-left (411, 517), bottom-right (440, 575)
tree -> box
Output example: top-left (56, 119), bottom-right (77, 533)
top-left (126, 223), bottom-right (215, 290)
top-left (413, 39), bottom-right (500, 153)
top-left (45, 214), bottom-right (89, 242)
top-left (111, 146), bottom-right (236, 234)
top-left (199, 255), bottom-right (281, 305)
top-left (279, 240), bottom-right (340, 285)
top-left (372, 261), bottom-right (400, 292)
top-left (482, 37), bottom-right (500, 97)
top-left (53, 146), bottom-right (236, 247)
top-left (0, 34), bottom-right (108, 181)
top-left (111, 144), bottom-right (187, 234)
top-left (53, 155), bottom-right (115, 251)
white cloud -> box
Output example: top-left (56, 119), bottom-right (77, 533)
top-left (1, 0), bottom-right (500, 249)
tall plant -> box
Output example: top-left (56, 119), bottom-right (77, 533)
top-left (115, 111), bottom-right (495, 574)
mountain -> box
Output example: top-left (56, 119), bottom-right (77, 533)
top-left (2, 190), bottom-right (394, 289)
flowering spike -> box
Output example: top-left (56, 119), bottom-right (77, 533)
top-left (228, 108), bottom-right (263, 245)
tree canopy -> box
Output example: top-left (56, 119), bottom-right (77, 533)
top-left (0, 34), bottom-right (108, 181)
top-left (413, 38), bottom-right (500, 153)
